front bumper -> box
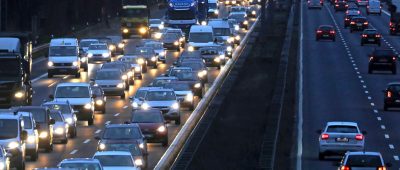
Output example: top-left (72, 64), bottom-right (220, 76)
top-left (102, 88), bottom-right (125, 96)
top-left (48, 67), bottom-right (80, 75)
top-left (143, 131), bottom-right (168, 143)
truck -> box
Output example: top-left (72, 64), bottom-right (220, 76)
top-left (0, 33), bottom-right (33, 108)
top-left (389, 0), bottom-right (400, 35)
top-left (121, 0), bottom-right (151, 39)
top-left (165, 0), bottom-right (198, 34)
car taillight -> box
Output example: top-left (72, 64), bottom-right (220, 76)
top-left (390, 22), bottom-right (393, 27)
top-left (336, 4), bottom-right (339, 6)
top-left (387, 91), bottom-right (392, 98)
top-left (367, 5), bottom-right (369, 8)
top-left (346, 4), bottom-right (349, 7)
top-left (350, 21), bottom-right (355, 24)
top-left (317, 30), bottom-right (322, 33)
top-left (376, 34), bottom-right (381, 38)
top-left (369, 56), bottom-right (374, 61)
top-left (355, 134), bottom-right (363, 140)
top-left (330, 30), bottom-right (335, 34)
top-left (362, 34), bottom-right (367, 37)
top-left (341, 166), bottom-right (350, 170)
top-left (364, 21), bottom-right (369, 25)
top-left (345, 18), bottom-right (349, 21)
top-left (321, 133), bottom-right (329, 140)
top-left (378, 166), bottom-right (387, 170)
top-left (358, 11), bottom-right (361, 14)
top-left (393, 56), bottom-right (396, 61)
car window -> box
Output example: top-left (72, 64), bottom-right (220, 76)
top-left (346, 155), bottom-right (382, 167)
top-left (96, 71), bottom-right (122, 80)
top-left (326, 125), bottom-right (358, 133)
top-left (146, 91), bottom-right (176, 101)
top-left (50, 112), bottom-right (63, 121)
top-left (0, 120), bottom-right (18, 139)
top-left (102, 64), bottom-right (126, 71)
top-left (93, 155), bottom-right (134, 166)
top-left (89, 44), bottom-right (108, 50)
top-left (135, 90), bottom-right (147, 99)
top-left (102, 127), bottom-right (141, 139)
top-left (60, 163), bottom-right (102, 170)
top-left (319, 26), bottom-right (333, 31)
top-left (102, 143), bottom-right (142, 156)
top-left (19, 108), bottom-right (47, 123)
top-left (43, 104), bottom-right (71, 114)
top-left (22, 116), bottom-right (33, 129)
top-left (80, 41), bottom-right (99, 48)
top-left (152, 79), bottom-right (177, 87)
top-left (55, 86), bottom-right (90, 98)
top-left (132, 112), bottom-right (163, 123)
top-left (181, 63), bottom-right (203, 70)
top-left (177, 72), bottom-right (197, 81)
top-left (164, 83), bottom-right (191, 91)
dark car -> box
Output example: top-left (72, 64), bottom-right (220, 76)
top-left (161, 33), bottom-right (181, 51)
top-left (16, 106), bottom-right (55, 152)
top-left (368, 49), bottom-right (396, 74)
top-left (131, 109), bottom-right (168, 146)
top-left (334, 0), bottom-right (347, 11)
top-left (134, 47), bottom-right (158, 69)
top-left (383, 82), bottom-right (400, 111)
top-left (180, 61), bottom-right (209, 84)
top-left (175, 71), bottom-right (203, 97)
top-left (350, 16), bottom-right (368, 32)
top-left (316, 25), bottom-right (336, 41)
top-left (101, 62), bottom-right (133, 86)
top-left (338, 152), bottom-right (391, 170)
top-left (345, 2), bottom-right (359, 11)
top-left (91, 85), bottom-right (106, 113)
top-left (361, 29), bottom-right (381, 46)
top-left (344, 12), bottom-right (360, 28)
top-left (200, 47), bottom-right (225, 68)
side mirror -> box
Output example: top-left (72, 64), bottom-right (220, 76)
top-left (316, 129), bottom-right (322, 134)
top-left (386, 162), bottom-right (392, 167)
top-left (49, 94), bottom-right (54, 100)
top-left (173, 61), bottom-right (178, 65)
top-left (94, 136), bottom-right (100, 140)
top-left (90, 78), bottom-right (95, 82)
top-left (92, 94), bottom-right (97, 98)
top-left (21, 130), bottom-right (28, 140)
top-left (362, 130), bottom-right (367, 135)
top-left (129, 96), bottom-right (133, 100)
top-left (35, 123), bottom-right (40, 129)
top-left (49, 119), bottom-right (56, 125)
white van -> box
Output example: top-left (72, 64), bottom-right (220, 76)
top-left (188, 25), bottom-right (217, 51)
top-left (367, 0), bottom-right (381, 15)
top-left (47, 38), bottom-right (81, 78)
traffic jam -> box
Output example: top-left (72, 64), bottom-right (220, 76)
top-left (0, 0), bottom-right (259, 169)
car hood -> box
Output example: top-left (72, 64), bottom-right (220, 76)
top-left (95, 80), bottom-right (123, 86)
top-left (149, 24), bottom-right (161, 28)
top-left (53, 122), bottom-right (66, 129)
top-left (53, 98), bottom-right (91, 105)
top-left (162, 39), bottom-right (177, 43)
top-left (103, 166), bottom-right (138, 170)
top-left (175, 90), bottom-right (191, 96)
top-left (49, 56), bottom-right (79, 63)
top-left (87, 50), bottom-right (109, 54)
top-left (146, 100), bottom-right (176, 107)
top-left (101, 139), bottom-right (140, 144)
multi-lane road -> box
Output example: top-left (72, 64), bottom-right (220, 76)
top-left (300, 1), bottom-right (400, 169)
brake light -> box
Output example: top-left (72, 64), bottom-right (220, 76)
top-left (376, 34), bottom-right (381, 38)
top-left (345, 18), bottom-right (349, 21)
top-left (341, 166), bottom-right (350, 170)
top-left (364, 21), bottom-right (368, 25)
top-left (330, 30), bottom-right (335, 34)
top-left (350, 21), bottom-right (355, 24)
top-left (317, 30), bottom-right (322, 33)
top-left (362, 34), bottom-right (367, 37)
top-left (367, 5), bottom-right (369, 8)
top-left (393, 56), bottom-right (396, 61)
top-left (346, 4), bottom-right (349, 7)
top-left (321, 133), bottom-right (329, 140)
top-left (378, 166), bottom-right (387, 170)
top-left (358, 11), bottom-right (361, 14)
top-left (336, 4), bottom-right (339, 6)
top-left (387, 91), bottom-right (392, 98)
top-left (390, 22), bottom-right (393, 27)
top-left (355, 134), bottom-right (364, 140)
top-left (369, 56), bottom-right (374, 61)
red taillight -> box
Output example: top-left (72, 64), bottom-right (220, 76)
top-left (336, 4), bottom-right (339, 6)
top-left (345, 18), bottom-right (349, 21)
top-left (357, 0), bottom-right (361, 2)
top-left (350, 21), bottom-right (355, 24)
top-left (393, 56), bottom-right (396, 61)
top-left (341, 165), bottom-right (350, 170)
top-left (317, 30), bottom-right (322, 33)
top-left (390, 22), bottom-right (393, 27)
top-left (364, 21), bottom-right (369, 25)
top-left (387, 91), bottom-right (392, 98)
top-left (358, 11), bottom-right (361, 14)
top-left (346, 4), bottom-right (349, 7)
top-left (378, 166), bottom-right (387, 170)
top-left (369, 56), bottom-right (374, 61)
top-left (362, 34), bottom-right (367, 37)
top-left (376, 34), bottom-right (381, 38)
top-left (321, 133), bottom-right (329, 140)
top-left (355, 134), bottom-right (364, 140)
top-left (330, 30), bottom-right (335, 34)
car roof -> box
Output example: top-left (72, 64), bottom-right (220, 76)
top-left (137, 87), bottom-right (163, 91)
top-left (326, 121), bottom-right (358, 126)
top-left (50, 38), bottom-right (78, 46)
top-left (0, 110), bottom-right (22, 119)
top-left (388, 82), bottom-right (400, 86)
top-left (94, 151), bottom-right (133, 156)
top-left (155, 76), bottom-right (178, 80)
top-left (60, 158), bottom-right (101, 163)
top-left (97, 68), bottom-right (122, 73)
top-left (208, 20), bottom-right (230, 28)
top-left (148, 88), bottom-right (175, 92)
top-left (346, 151), bottom-right (382, 156)
top-left (57, 82), bottom-right (90, 87)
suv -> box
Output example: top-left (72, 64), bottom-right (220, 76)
top-left (318, 122), bottom-right (365, 160)
top-left (368, 49), bottom-right (396, 74)
top-left (93, 69), bottom-right (127, 98)
top-left (42, 100), bottom-right (78, 138)
top-left (51, 83), bottom-right (95, 125)
top-left (338, 152), bottom-right (391, 169)
top-left (20, 112), bottom-right (39, 161)
top-left (383, 82), bottom-right (400, 111)
top-left (0, 111), bottom-right (28, 170)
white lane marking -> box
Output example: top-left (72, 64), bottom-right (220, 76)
top-left (370, 103), bottom-right (375, 106)
top-left (48, 81), bottom-right (57, 87)
top-left (385, 134), bottom-right (390, 139)
top-left (363, 85), bottom-right (367, 88)
top-left (33, 57), bottom-right (46, 65)
top-left (296, 2), bottom-right (304, 169)
top-left (123, 105), bottom-right (128, 109)
top-left (32, 73), bottom-right (48, 83)
top-left (358, 76), bottom-right (362, 79)
top-left (95, 130), bottom-right (101, 134)
top-left (394, 156), bottom-right (399, 161)
top-left (381, 125), bottom-right (386, 130)
top-left (70, 150), bottom-right (78, 155)
top-left (368, 96), bottom-right (371, 100)
top-left (356, 71), bottom-right (360, 74)
top-left (365, 91), bottom-right (369, 94)
top-left (114, 113), bottom-right (120, 117)
top-left (63, 75), bottom-right (70, 79)
top-left (377, 117), bottom-right (382, 121)
top-left (374, 109), bottom-right (378, 113)
top-left (105, 121), bottom-right (110, 125)
top-left (83, 139), bottom-right (90, 144)
top-left (389, 144), bottom-right (394, 149)
top-left (360, 80), bottom-right (364, 83)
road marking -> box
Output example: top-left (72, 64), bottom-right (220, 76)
top-left (381, 125), bottom-right (386, 129)
top-left (377, 117), bottom-right (382, 121)
top-left (367, 96), bottom-right (371, 100)
top-left (32, 73), bottom-right (48, 83)
top-left (123, 105), bottom-right (128, 109)
top-left (83, 139), bottom-right (90, 144)
top-left (70, 150), bottom-right (78, 155)
top-left (32, 57), bottom-right (46, 65)
top-left (389, 144), bottom-right (394, 149)
top-left (370, 103), bottom-right (375, 106)
top-left (296, 2), bottom-right (304, 170)
top-left (365, 91), bottom-right (369, 94)
top-left (374, 109), bottom-right (378, 113)
top-left (95, 130), bottom-right (101, 134)
top-left (394, 156), bottom-right (399, 161)
top-left (63, 75), bottom-right (70, 79)
top-left (114, 113), bottom-right (120, 116)
top-left (48, 81), bottom-right (57, 87)
top-left (385, 134), bottom-right (390, 139)
top-left (358, 76), bottom-right (362, 79)
top-left (105, 121), bottom-right (110, 125)
top-left (362, 85), bottom-right (366, 88)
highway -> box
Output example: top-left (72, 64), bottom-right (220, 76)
top-left (24, 4), bottom-right (256, 170)
top-left (301, 1), bottom-right (400, 169)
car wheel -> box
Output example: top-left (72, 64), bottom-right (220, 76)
top-left (175, 118), bottom-right (181, 125)
top-left (45, 143), bottom-right (53, 152)
top-left (318, 153), bottom-right (325, 160)
top-left (88, 117), bottom-right (94, 126)
top-left (162, 138), bottom-right (168, 147)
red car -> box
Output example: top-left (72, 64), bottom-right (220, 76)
top-left (316, 25), bottom-right (336, 41)
top-left (131, 109), bottom-right (168, 146)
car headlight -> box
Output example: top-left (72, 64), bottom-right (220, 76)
top-left (158, 24), bottom-right (164, 29)
top-left (84, 103), bottom-right (92, 109)
top-left (72, 61), bottom-right (78, 66)
top-left (122, 75), bottom-right (128, 80)
top-left (139, 142), bottom-right (145, 149)
top-left (188, 46), bottom-right (194, 52)
top-left (96, 100), bottom-right (103, 105)
top-left (132, 102), bottom-right (139, 108)
top-left (128, 71), bottom-right (133, 77)
top-left (139, 27), bottom-right (147, 34)
top-left (201, 21), bottom-right (207, 25)
top-left (219, 54), bottom-right (225, 59)
top-left (227, 46), bottom-right (233, 52)
top-left (157, 126), bottom-right (166, 133)
top-left (87, 53), bottom-right (93, 57)
top-left (47, 61), bottom-right (54, 67)
top-left (27, 135), bottom-right (36, 143)
top-left (252, 11), bottom-right (256, 15)
top-left (243, 20), bottom-right (249, 25)
top-left (108, 45), bottom-right (116, 51)
top-left (134, 66), bottom-right (141, 72)
top-left (39, 131), bottom-right (48, 138)
top-left (234, 25), bottom-right (240, 31)
top-left (137, 58), bottom-right (145, 65)
top-left (117, 83), bottom-right (124, 88)
top-left (228, 37), bottom-right (234, 43)
top-left (14, 91), bottom-right (24, 98)
top-left (174, 41), bottom-right (179, 46)
top-left (159, 51), bottom-right (165, 56)
top-left (151, 56), bottom-right (157, 61)
top-left (80, 57), bottom-right (87, 62)
top-left (102, 53), bottom-right (110, 57)
top-left (197, 71), bottom-right (205, 77)
top-left (118, 43), bottom-right (125, 48)
top-left (235, 35), bottom-right (241, 40)
top-left (214, 57), bottom-right (221, 63)
top-left (134, 158), bottom-right (143, 166)
top-left (171, 102), bottom-right (179, 110)
top-left (65, 117), bottom-right (73, 124)
top-left (155, 32), bottom-right (162, 39)
top-left (194, 83), bottom-right (201, 88)
top-left (214, 10), bottom-right (219, 14)
top-left (99, 143), bottom-right (106, 150)
top-left (141, 103), bottom-right (150, 110)
top-left (123, 28), bottom-right (129, 33)
top-left (232, 0), bottom-right (237, 4)
top-left (7, 142), bottom-right (19, 149)
top-left (55, 127), bottom-right (64, 135)
top-left (185, 93), bottom-right (193, 101)
top-left (179, 37), bottom-right (184, 42)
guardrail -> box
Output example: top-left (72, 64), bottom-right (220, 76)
top-left (32, 43), bottom-right (49, 54)
top-left (154, 16), bottom-right (260, 169)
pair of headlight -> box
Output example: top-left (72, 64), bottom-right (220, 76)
top-left (47, 61), bottom-right (78, 67)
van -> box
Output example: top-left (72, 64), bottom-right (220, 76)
top-left (207, 0), bottom-right (219, 18)
top-left (367, 0), bottom-right (381, 15)
top-left (47, 38), bottom-right (82, 78)
top-left (188, 25), bottom-right (217, 51)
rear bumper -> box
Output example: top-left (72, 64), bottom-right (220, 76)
top-left (319, 144), bottom-right (364, 154)
top-left (103, 88), bottom-right (125, 96)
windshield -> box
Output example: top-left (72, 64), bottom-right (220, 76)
top-left (120, 57), bottom-right (139, 64)
top-left (135, 90), bottom-right (147, 99)
top-left (102, 143), bottom-right (142, 156)
top-left (168, 10), bottom-right (196, 20)
top-left (18, 108), bottom-right (47, 123)
top-left (0, 120), bottom-right (18, 139)
top-left (164, 83), bottom-right (191, 91)
top-left (209, 3), bottom-right (217, 8)
top-left (170, 69), bottom-right (191, 76)
top-left (96, 71), bottom-right (121, 80)
top-left (189, 33), bottom-right (213, 43)
top-left (94, 155), bottom-right (134, 167)
top-left (163, 33), bottom-right (179, 40)
top-left (229, 14), bottom-right (245, 21)
top-left (327, 126), bottom-right (358, 133)
top-left (122, 8), bottom-right (148, 17)
top-left (150, 20), bottom-right (162, 24)
top-left (213, 28), bottom-right (230, 36)
top-left (177, 72), bottom-right (197, 80)
top-left (102, 64), bottom-right (126, 71)
top-left (43, 104), bottom-right (71, 114)
top-left (102, 127), bottom-right (141, 139)
top-left (49, 112), bottom-right (63, 121)
top-left (181, 63), bottom-right (203, 71)
top-left (0, 58), bottom-right (21, 79)
top-left (132, 112), bottom-right (163, 123)
top-left (346, 155), bottom-right (382, 167)
top-left (146, 91), bottom-right (176, 101)
top-left (55, 86), bottom-right (90, 98)
top-left (80, 41), bottom-right (98, 48)
top-left (152, 79), bottom-right (176, 87)
top-left (134, 48), bottom-right (153, 55)
top-left (60, 163), bottom-right (102, 170)
top-left (145, 43), bottom-right (163, 49)
top-left (89, 45), bottom-right (108, 50)
top-left (22, 116), bottom-right (33, 129)
top-left (49, 46), bottom-right (77, 56)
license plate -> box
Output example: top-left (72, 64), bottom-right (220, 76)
top-left (323, 35), bottom-right (329, 37)
top-left (379, 59), bottom-right (388, 62)
top-left (145, 134), bottom-right (153, 138)
top-left (368, 39), bottom-right (374, 42)
top-left (336, 137), bottom-right (349, 142)
top-left (59, 69), bottom-right (67, 72)
top-left (357, 24), bottom-right (362, 26)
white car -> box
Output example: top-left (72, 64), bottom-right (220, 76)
top-left (338, 152), bottom-right (391, 169)
top-left (20, 112), bottom-right (39, 161)
top-left (49, 110), bottom-right (68, 144)
top-left (86, 43), bottom-right (112, 63)
top-left (79, 39), bottom-right (99, 54)
top-left (93, 151), bottom-right (140, 170)
top-left (144, 41), bottom-right (166, 63)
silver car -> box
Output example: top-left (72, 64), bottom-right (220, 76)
top-left (130, 87), bottom-right (163, 110)
top-left (58, 158), bottom-right (103, 170)
top-left (21, 112), bottom-right (39, 161)
top-left (87, 43), bottom-right (112, 63)
top-left (93, 69), bottom-right (126, 98)
top-left (42, 101), bottom-right (78, 138)
top-left (49, 110), bottom-right (68, 144)
top-left (318, 122), bottom-right (365, 160)
top-left (119, 55), bottom-right (143, 79)
top-left (144, 42), bottom-right (166, 63)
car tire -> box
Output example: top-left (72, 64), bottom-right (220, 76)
top-left (162, 138), bottom-right (168, 147)
top-left (45, 143), bottom-right (53, 152)
top-left (318, 153), bottom-right (325, 160)
top-left (30, 151), bottom-right (38, 161)
top-left (70, 127), bottom-right (77, 138)
top-left (88, 117), bottom-right (94, 126)
top-left (175, 117), bottom-right (181, 125)
top-left (121, 93), bottom-right (126, 99)
top-left (75, 72), bottom-right (80, 78)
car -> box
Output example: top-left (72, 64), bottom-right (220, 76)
top-left (315, 25), bottom-right (336, 41)
top-left (58, 158), bottom-right (103, 170)
top-left (227, 18), bottom-right (240, 35)
top-left (367, 0), bottom-right (382, 15)
top-left (15, 106), bottom-right (55, 152)
top-left (161, 33), bottom-right (181, 51)
top-left (334, 0), bottom-right (347, 11)
top-left (86, 43), bottom-right (112, 63)
top-left (144, 41), bottom-right (166, 63)
top-left (134, 47), bottom-right (158, 68)
top-left (165, 28), bottom-right (186, 46)
top-left (49, 110), bottom-right (68, 144)
top-left (166, 67), bottom-right (193, 77)
top-left (180, 61), bottom-right (209, 84)
top-left (140, 88), bottom-right (181, 124)
top-left (106, 35), bottom-right (125, 55)
top-left (345, 2), bottom-right (359, 11)
top-left (130, 87), bottom-right (163, 110)
top-left (47, 38), bottom-right (82, 78)
top-left (101, 62), bottom-right (134, 86)
top-left (228, 12), bottom-right (249, 30)
top-left (20, 112), bottom-right (39, 161)
top-left (93, 151), bottom-right (140, 170)
top-left (318, 122), bottom-right (365, 160)
top-left (307, 0), bottom-right (323, 8)
top-left (131, 109), bottom-right (168, 146)
top-left (91, 85), bottom-right (107, 113)
top-left (41, 101), bottom-right (78, 138)
top-left (119, 55), bottom-right (144, 79)
top-left (149, 19), bottom-right (164, 30)
top-left (361, 29), bottom-right (381, 46)
top-left (344, 12), bottom-right (360, 28)
top-left (79, 39), bottom-right (100, 54)
top-left (149, 76), bottom-right (179, 87)
top-left (383, 82), bottom-right (400, 111)
top-left (200, 46), bottom-right (226, 68)
top-left (338, 152), bottom-right (391, 169)
top-left (175, 71), bottom-right (203, 97)
top-left (247, 5), bottom-right (259, 17)
top-left (94, 37), bottom-right (116, 56)
top-left (93, 69), bottom-right (127, 98)
top-left (368, 49), bottom-right (396, 74)
top-left (0, 145), bottom-right (11, 170)
top-left (95, 123), bottom-right (147, 155)
top-left (207, 19), bottom-right (234, 45)
top-left (0, 111), bottom-right (28, 170)
top-left (349, 16), bottom-right (368, 32)
top-left (50, 83), bottom-right (95, 125)
top-left (163, 81), bottom-right (195, 110)
top-left (230, 6), bottom-right (247, 13)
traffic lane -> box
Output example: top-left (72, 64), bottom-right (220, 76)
top-left (302, 4), bottom-right (392, 169)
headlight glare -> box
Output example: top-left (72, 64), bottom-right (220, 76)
top-left (132, 102), bottom-right (139, 108)
top-left (117, 83), bottom-right (124, 88)
top-left (27, 136), bottom-right (35, 143)
top-left (65, 118), bottom-right (73, 124)
top-left (188, 46), bottom-right (194, 52)
top-left (122, 75), bottom-right (128, 80)
top-left (157, 126), bottom-right (166, 132)
top-left (171, 102), bottom-right (179, 110)
top-left (99, 143), bottom-right (106, 150)
top-left (151, 56), bottom-right (157, 61)
top-left (123, 28), bottom-right (129, 33)
top-left (135, 158), bottom-right (143, 166)
top-left (47, 61), bottom-right (54, 67)
top-left (72, 61), bottom-right (78, 66)
top-left (185, 93), bottom-right (194, 101)
top-left (141, 103), bottom-right (150, 110)
top-left (87, 53), bottom-right (93, 57)
top-left (55, 127), bottom-right (64, 134)
top-left (139, 27), bottom-right (147, 34)
top-left (84, 103), bottom-right (92, 109)
top-left (174, 41), bottom-right (179, 46)
top-left (96, 100), bottom-right (103, 105)
top-left (102, 53), bottom-right (110, 57)
top-left (14, 91), bottom-right (24, 98)
top-left (118, 43), bottom-right (125, 48)
top-left (39, 132), bottom-right (48, 138)
top-left (194, 83), bottom-right (201, 88)
top-left (8, 142), bottom-right (19, 149)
